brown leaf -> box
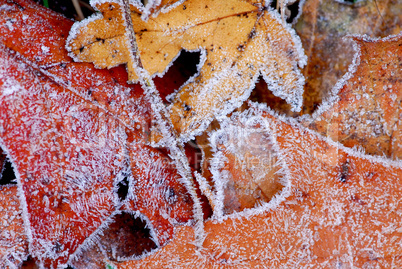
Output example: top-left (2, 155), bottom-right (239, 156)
top-left (67, 0), bottom-right (306, 141)
top-left (115, 105), bottom-right (402, 268)
top-left (306, 33), bottom-right (402, 159)
top-left (208, 116), bottom-right (284, 215)
top-left (0, 185), bottom-right (29, 268)
top-left (295, 0), bottom-right (402, 113)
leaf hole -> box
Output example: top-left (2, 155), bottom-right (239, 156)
top-left (0, 151), bottom-right (16, 185)
top-left (211, 116), bottom-right (288, 216)
top-left (101, 212), bottom-right (158, 260)
top-left (116, 176), bottom-right (129, 202)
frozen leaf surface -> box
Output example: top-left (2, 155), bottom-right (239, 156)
top-left (208, 114), bottom-right (285, 216)
top-left (306, 33), bottom-right (402, 160)
top-left (0, 35), bottom-right (122, 269)
top-left (115, 104), bottom-right (402, 268)
top-left (122, 144), bottom-right (194, 247)
top-left (0, 0), bottom-right (195, 267)
top-left (67, 0), bottom-right (306, 141)
top-left (295, 0), bottom-right (402, 113)
top-left (0, 185), bottom-right (28, 268)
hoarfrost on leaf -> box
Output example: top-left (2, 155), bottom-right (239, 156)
top-left (0, 0), bottom-right (199, 267)
top-left (67, 0), bottom-right (306, 142)
top-left (305, 32), bottom-right (402, 160)
top-left (115, 103), bottom-right (402, 268)
top-left (208, 110), bottom-right (289, 218)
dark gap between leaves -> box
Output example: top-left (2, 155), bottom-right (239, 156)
top-left (0, 157), bottom-right (17, 185)
top-left (155, 50), bottom-right (201, 102)
top-left (116, 176), bottom-right (129, 202)
top-left (269, 0), bottom-right (301, 24)
top-left (39, 0), bottom-right (93, 20)
top-left (250, 75), bottom-right (294, 115)
top-left (97, 212), bottom-right (158, 260)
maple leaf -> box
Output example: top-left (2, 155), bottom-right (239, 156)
top-left (0, 0), bottom-right (195, 267)
top-left (67, 0), bottom-right (306, 141)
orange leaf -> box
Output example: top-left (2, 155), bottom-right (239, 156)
top-left (116, 105), bottom-right (402, 267)
top-left (0, 185), bottom-right (28, 268)
top-left (208, 115), bottom-right (284, 215)
top-left (306, 33), bottom-right (402, 159)
top-left (295, 0), bottom-right (402, 113)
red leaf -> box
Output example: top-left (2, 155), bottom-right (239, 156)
top-left (0, 0), bottom-right (193, 267)
top-left (0, 185), bottom-right (28, 268)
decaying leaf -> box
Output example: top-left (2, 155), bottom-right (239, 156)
top-left (67, 0), bottom-right (306, 141)
top-left (305, 33), bottom-right (402, 160)
top-left (0, 185), bottom-right (29, 268)
top-left (0, 0), bottom-right (195, 267)
top-left (295, 0), bottom-right (402, 113)
top-left (116, 104), bottom-right (402, 268)
top-left (208, 114), bottom-right (285, 216)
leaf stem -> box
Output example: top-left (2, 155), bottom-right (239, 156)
top-left (120, 0), bottom-right (205, 245)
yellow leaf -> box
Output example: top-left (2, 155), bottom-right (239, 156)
top-left (67, 0), bottom-right (306, 141)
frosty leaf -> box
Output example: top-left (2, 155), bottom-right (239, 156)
top-left (0, 37), bottom-right (122, 269)
top-left (115, 104), bottom-right (402, 268)
top-left (71, 145), bottom-right (197, 268)
top-left (0, 0), bottom-right (196, 267)
top-left (122, 144), bottom-right (194, 247)
top-left (136, 0), bottom-right (186, 20)
top-left (71, 143), bottom-right (201, 268)
top-left (0, 185), bottom-right (29, 268)
top-left (67, 0), bottom-right (306, 141)
top-left (70, 211), bottom-right (158, 269)
top-left (208, 115), bottom-right (285, 216)
top-left (0, 148), bottom-right (5, 180)
top-left (295, 0), bottom-right (402, 113)
top-left (306, 33), bottom-right (402, 160)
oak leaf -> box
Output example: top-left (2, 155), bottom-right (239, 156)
top-left (0, 185), bottom-right (28, 268)
top-left (295, 0), bottom-right (402, 113)
top-left (116, 104), bottom-right (402, 268)
top-left (305, 33), bottom-right (402, 160)
top-left (67, 0), bottom-right (306, 141)
top-left (0, 0), bottom-right (194, 267)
